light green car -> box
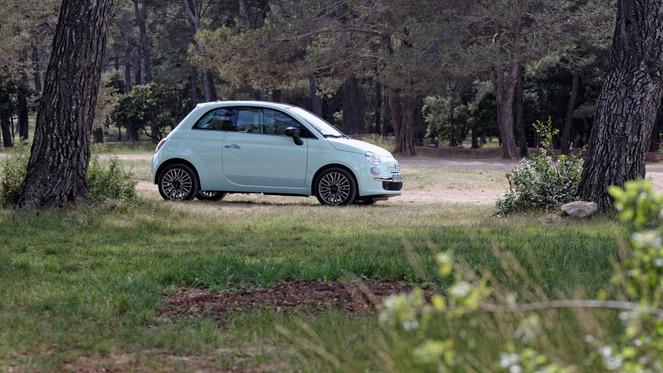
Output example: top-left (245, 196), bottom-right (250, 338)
top-left (151, 101), bottom-right (402, 205)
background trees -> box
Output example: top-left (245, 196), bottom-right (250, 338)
top-left (0, 0), bottom-right (619, 157)
top-left (6, 0), bottom-right (661, 209)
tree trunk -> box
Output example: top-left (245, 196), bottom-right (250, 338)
top-left (31, 41), bottom-right (42, 94)
top-left (491, 63), bottom-right (520, 159)
top-left (184, 0), bottom-right (217, 102)
top-left (0, 113), bottom-right (11, 148)
top-left (17, 0), bottom-right (114, 210)
top-left (390, 87), bottom-right (416, 155)
top-left (343, 76), bottom-right (364, 134)
top-left (17, 82), bottom-right (29, 140)
top-left (375, 80), bottom-right (382, 134)
top-left (650, 107), bottom-right (663, 152)
top-left (578, 0), bottom-right (663, 210)
top-left (515, 64), bottom-right (527, 157)
top-left (309, 74), bottom-right (323, 117)
top-left (124, 37), bottom-right (132, 94)
top-left (190, 66), bottom-right (198, 107)
top-left (561, 68), bottom-right (580, 155)
top-left (133, 0), bottom-right (152, 83)
top-left (93, 127), bottom-right (104, 143)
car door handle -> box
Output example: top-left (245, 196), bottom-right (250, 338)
top-left (224, 144), bottom-right (240, 149)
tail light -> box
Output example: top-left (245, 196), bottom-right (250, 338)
top-left (155, 138), bottom-right (167, 153)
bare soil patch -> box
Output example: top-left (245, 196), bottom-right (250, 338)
top-left (160, 281), bottom-right (436, 318)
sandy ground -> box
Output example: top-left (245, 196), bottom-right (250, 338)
top-left (123, 154), bottom-right (663, 206)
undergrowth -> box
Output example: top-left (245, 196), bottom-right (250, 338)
top-left (0, 141), bottom-right (137, 207)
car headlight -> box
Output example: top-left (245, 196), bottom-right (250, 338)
top-left (365, 151), bottom-right (381, 166)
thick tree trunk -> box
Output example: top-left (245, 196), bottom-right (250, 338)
top-left (578, 0), bottom-right (663, 210)
top-left (561, 68), bottom-right (580, 155)
top-left (390, 87), bottom-right (416, 155)
top-left (17, 0), bottom-right (114, 210)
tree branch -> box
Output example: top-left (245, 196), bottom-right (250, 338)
top-left (478, 300), bottom-right (663, 318)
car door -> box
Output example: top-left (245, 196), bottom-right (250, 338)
top-left (222, 107), bottom-right (309, 187)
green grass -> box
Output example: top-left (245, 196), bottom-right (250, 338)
top-left (0, 157), bottom-right (628, 371)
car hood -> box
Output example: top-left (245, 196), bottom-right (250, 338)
top-left (328, 137), bottom-right (394, 157)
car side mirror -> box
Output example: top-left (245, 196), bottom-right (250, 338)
top-left (285, 126), bottom-right (304, 146)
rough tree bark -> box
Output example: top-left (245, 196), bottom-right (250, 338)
top-left (578, 0), bottom-right (663, 209)
top-left (17, 0), bottom-right (114, 209)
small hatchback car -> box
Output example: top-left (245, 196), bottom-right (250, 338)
top-left (151, 101), bottom-right (402, 205)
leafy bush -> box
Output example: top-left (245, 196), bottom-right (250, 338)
top-left (0, 143), bottom-right (137, 207)
top-left (496, 118), bottom-right (582, 215)
top-left (87, 155), bottom-right (137, 202)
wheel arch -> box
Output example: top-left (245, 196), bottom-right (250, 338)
top-left (155, 158), bottom-right (201, 189)
top-left (311, 163), bottom-right (358, 193)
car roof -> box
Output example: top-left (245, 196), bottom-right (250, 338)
top-left (194, 101), bottom-right (296, 110)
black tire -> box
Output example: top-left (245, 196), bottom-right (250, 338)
top-left (196, 191), bottom-right (227, 201)
top-left (314, 168), bottom-right (357, 206)
top-left (158, 164), bottom-right (199, 201)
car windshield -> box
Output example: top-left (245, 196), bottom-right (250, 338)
top-left (289, 107), bottom-right (347, 138)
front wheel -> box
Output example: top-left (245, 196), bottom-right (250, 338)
top-left (158, 164), bottom-right (199, 201)
top-left (314, 168), bottom-right (357, 206)
top-left (196, 191), bottom-right (227, 201)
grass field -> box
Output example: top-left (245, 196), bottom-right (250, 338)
top-left (0, 154), bottom-right (627, 371)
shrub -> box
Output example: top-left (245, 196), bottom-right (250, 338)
top-left (0, 140), bottom-right (31, 207)
top-left (87, 155), bottom-right (137, 202)
top-left (0, 143), bottom-right (137, 207)
top-left (496, 118), bottom-right (582, 216)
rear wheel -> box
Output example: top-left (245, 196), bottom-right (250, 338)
top-left (158, 164), bottom-right (199, 201)
top-left (196, 191), bottom-right (227, 201)
top-left (314, 168), bottom-right (357, 206)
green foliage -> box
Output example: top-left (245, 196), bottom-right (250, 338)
top-left (0, 140), bottom-right (30, 207)
top-left (496, 117), bottom-right (582, 215)
top-left (111, 82), bottom-right (182, 142)
top-left (378, 181), bottom-right (663, 372)
top-left (87, 155), bottom-right (137, 203)
top-left (0, 143), bottom-right (137, 206)
top-left (422, 95), bottom-right (469, 143)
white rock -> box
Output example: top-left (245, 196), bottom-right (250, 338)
top-left (561, 201), bottom-right (598, 218)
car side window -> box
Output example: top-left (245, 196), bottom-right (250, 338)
top-left (236, 108), bottom-right (262, 133)
top-left (262, 109), bottom-right (299, 135)
top-left (193, 108), bottom-right (234, 131)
